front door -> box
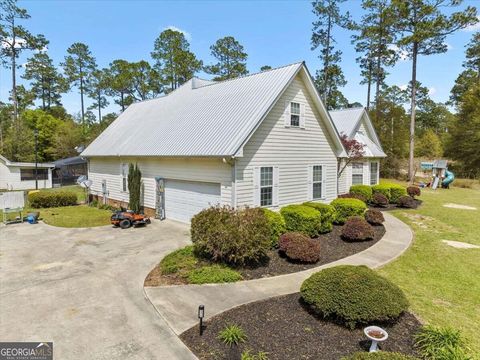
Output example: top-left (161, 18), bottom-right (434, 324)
top-left (155, 177), bottom-right (165, 220)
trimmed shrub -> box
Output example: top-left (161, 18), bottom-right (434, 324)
top-left (278, 232), bottom-right (321, 263)
top-left (371, 192), bottom-right (389, 207)
top-left (414, 326), bottom-right (469, 360)
top-left (191, 206), bottom-right (270, 265)
top-left (187, 265), bottom-right (242, 284)
top-left (398, 195), bottom-right (417, 209)
top-left (261, 208), bottom-right (286, 248)
top-left (218, 324), bottom-right (247, 346)
top-left (159, 245), bottom-right (197, 276)
top-left (341, 216), bottom-right (375, 241)
top-left (350, 185), bottom-right (373, 202)
top-left (28, 191), bottom-right (77, 208)
top-left (388, 184), bottom-right (408, 203)
top-left (372, 184), bottom-right (391, 201)
top-left (303, 202), bottom-right (336, 233)
top-left (338, 192), bottom-right (369, 203)
top-left (280, 205), bottom-right (321, 237)
top-left (407, 186), bottom-right (421, 198)
top-left (342, 352), bottom-right (418, 360)
top-left (365, 209), bottom-right (385, 226)
top-left (300, 265), bottom-right (409, 329)
top-left (331, 198), bottom-right (367, 224)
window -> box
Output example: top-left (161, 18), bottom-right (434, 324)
top-left (20, 168), bottom-right (48, 181)
top-left (260, 167), bottom-right (273, 206)
top-left (121, 164), bottom-right (128, 192)
top-left (312, 165), bottom-right (323, 199)
top-left (290, 102), bottom-right (300, 127)
top-left (352, 162), bottom-right (364, 185)
top-left (370, 162), bottom-right (378, 185)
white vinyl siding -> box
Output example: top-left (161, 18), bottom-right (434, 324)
top-left (0, 161), bottom-right (52, 190)
top-left (370, 161), bottom-right (379, 185)
top-left (236, 74), bottom-right (338, 207)
top-left (352, 162), bottom-right (364, 185)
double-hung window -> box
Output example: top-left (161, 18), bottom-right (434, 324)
top-left (312, 165), bottom-right (323, 199)
top-left (121, 163), bottom-right (128, 192)
top-left (370, 162), bottom-right (379, 185)
top-left (290, 102), bottom-right (300, 127)
top-left (352, 162), bottom-right (364, 185)
top-left (260, 167), bottom-right (273, 206)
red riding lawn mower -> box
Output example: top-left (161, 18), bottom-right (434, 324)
top-left (111, 208), bottom-right (151, 229)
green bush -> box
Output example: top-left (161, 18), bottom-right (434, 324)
top-left (218, 324), bottom-right (247, 346)
top-left (330, 198), bottom-right (367, 224)
top-left (303, 202), bottom-right (336, 233)
top-left (280, 205), bottom-right (321, 237)
top-left (414, 326), bottom-right (470, 360)
top-left (159, 245), bottom-right (197, 276)
top-left (261, 208), bottom-right (286, 248)
top-left (300, 265), bottom-right (409, 329)
top-left (342, 352), bottom-right (418, 360)
top-left (28, 191), bottom-right (77, 208)
top-left (187, 265), bottom-right (242, 284)
top-left (338, 192), bottom-right (369, 203)
top-left (191, 206), bottom-right (270, 265)
top-left (372, 184), bottom-right (391, 201)
top-left (387, 184), bottom-right (408, 203)
top-left (350, 185), bottom-right (373, 202)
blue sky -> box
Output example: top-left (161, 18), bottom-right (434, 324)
top-left (1, 0), bottom-right (479, 117)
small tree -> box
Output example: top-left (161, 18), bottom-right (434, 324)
top-left (127, 163), bottom-right (142, 213)
top-left (338, 133), bottom-right (366, 178)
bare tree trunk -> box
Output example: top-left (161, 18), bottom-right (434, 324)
top-left (366, 60), bottom-right (372, 111)
top-left (324, 12), bottom-right (332, 105)
top-left (408, 42), bottom-right (418, 184)
top-left (80, 74), bottom-right (85, 126)
top-left (11, 46), bottom-right (18, 121)
top-left (98, 90), bottom-right (102, 122)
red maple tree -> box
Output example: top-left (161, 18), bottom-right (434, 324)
top-left (338, 133), bottom-right (366, 177)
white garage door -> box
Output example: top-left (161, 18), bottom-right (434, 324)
top-left (165, 179), bottom-right (221, 223)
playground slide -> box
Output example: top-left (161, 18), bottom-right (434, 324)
top-left (442, 170), bottom-right (455, 187)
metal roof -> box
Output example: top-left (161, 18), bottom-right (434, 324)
top-left (82, 63), bottom-right (310, 157)
top-left (329, 107), bottom-right (365, 136)
top-left (0, 154), bottom-right (54, 168)
top-left (54, 156), bottom-right (87, 167)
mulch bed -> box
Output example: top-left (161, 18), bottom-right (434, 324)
top-left (370, 199), bottom-right (422, 211)
top-left (181, 293), bottom-right (421, 360)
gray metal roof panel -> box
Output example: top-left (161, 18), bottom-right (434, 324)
top-left (329, 107), bottom-right (364, 137)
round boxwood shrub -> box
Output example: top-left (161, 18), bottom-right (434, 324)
top-left (330, 198), bottom-right (367, 224)
top-left (365, 209), bottom-right (385, 226)
top-left (303, 202), bottom-right (336, 233)
top-left (279, 232), bottom-right (321, 263)
top-left (280, 205), bottom-right (321, 237)
top-left (388, 184), bottom-right (408, 204)
top-left (371, 192), bottom-right (389, 207)
top-left (407, 186), bottom-right (421, 198)
top-left (28, 191), bottom-right (77, 208)
top-left (398, 195), bottom-right (417, 209)
top-left (372, 184), bottom-right (391, 201)
top-left (300, 265), bottom-right (409, 329)
top-left (342, 352), bottom-right (418, 360)
top-left (341, 216), bottom-right (375, 241)
top-left (338, 192), bottom-right (369, 203)
top-left (350, 185), bottom-right (373, 202)
top-left (261, 208), bottom-right (286, 248)
top-left (191, 206), bottom-right (270, 265)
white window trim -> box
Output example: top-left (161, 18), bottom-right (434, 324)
top-left (120, 163), bottom-right (129, 193)
top-left (308, 165), bottom-right (327, 200)
top-left (254, 166), bottom-right (279, 207)
top-left (284, 101), bottom-right (306, 129)
top-left (351, 162), bottom-right (364, 186)
top-left (370, 161), bottom-right (379, 185)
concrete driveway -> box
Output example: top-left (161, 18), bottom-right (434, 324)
top-left (0, 220), bottom-right (197, 360)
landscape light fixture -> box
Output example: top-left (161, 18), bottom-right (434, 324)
top-left (198, 305), bottom-right (205, 336)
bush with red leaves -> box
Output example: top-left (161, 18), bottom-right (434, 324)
top-left (341, 216), bottom-right (374, 241)
top-left (407, 186), bottom-right (421, 198)
top-left (397, 195), bottom-right (417, 209)
top-left (371, 192), bottom-right (389, 207)
top-left (279, 232), bottom-right (321, 263)
top-left (364, 209), bottom-right (385, 226)
top-left (338, 192), bottom-right (368, 203)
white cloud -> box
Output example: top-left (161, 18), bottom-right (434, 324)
top-left (446, 42), bottom-right (453, 51)
top-left (1, 37), bottom-right (26, 49)
top-left (388, 44), bottom-right (409, 61)
top-left (399, 84), bottom-right (408, 91)
top-left (428, 87), bottom-right (436, 96)
top-left (463, 16), bottom-right (480, 32)
top-left (163, 25), bottom-right (191, 41)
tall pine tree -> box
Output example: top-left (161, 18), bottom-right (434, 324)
top-left (204, 36), bottom-right (248, 81)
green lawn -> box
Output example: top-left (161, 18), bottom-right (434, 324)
top-left (379, 186), bottom-right (480, 356)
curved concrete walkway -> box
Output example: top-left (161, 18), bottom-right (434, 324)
top-left (145, 212), bottom-right (413, 335)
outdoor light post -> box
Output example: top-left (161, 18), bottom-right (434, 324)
top-left (198, 305), bottom-right (205, 336)
top-left (34, 129), bottom-right (38, 190)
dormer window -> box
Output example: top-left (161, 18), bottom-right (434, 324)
top-left (290, 102), bottom-right (300, 127)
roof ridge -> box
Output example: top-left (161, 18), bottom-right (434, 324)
top-left (329, 106), bottom-right (365, 112)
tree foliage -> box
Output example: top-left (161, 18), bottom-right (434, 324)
top-left (127, 163), bottom-right (142, 213)
top-left (205, 36), bottom-right (248, 80)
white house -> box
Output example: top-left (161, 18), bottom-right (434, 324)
top-left (330, 108), bottom-right (386, 194)
top-left (82, 62), bottom-right (383, 223)
top-left (0, 155), bottom-right (54, 190)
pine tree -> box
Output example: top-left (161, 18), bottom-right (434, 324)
top-left (204, 36), bottom-right (248, 80)
top-left (87, 69), bottom-right (109, 122)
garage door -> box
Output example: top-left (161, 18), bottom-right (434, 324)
top-left (164, 179), bottom-right (221, 222)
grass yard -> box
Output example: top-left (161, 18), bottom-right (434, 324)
top-left (379, 185), bottom-right (480, 356)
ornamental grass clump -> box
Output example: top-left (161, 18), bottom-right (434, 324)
top-left (278, 232), bottom-right (321, 263)
top-left (365, 209), bottom-right (385, 226)
top-left (218, 324), bottom-right (247, 347)
top-left (330, 198), bottom-right (367, 224)
top-left (414, 325), bottom-right (470, 360)
top-left (280, 205), bottom-right (321, 237)
top-left (261, 208), bottom-right (286, 248)
top-left (341, 216), bottom-right (375, 241)
top-left (300, 265), bottom-right (408, 329)
top-left (303, 202), bottom-right (336, 233)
